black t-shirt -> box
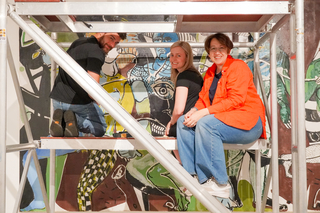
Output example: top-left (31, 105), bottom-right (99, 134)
top-left (168, 70), bottom-right (203, 137)
top-left (50, 36), bottom-right (105, 104)
top-left (209, 71), bottom-right (222, 104)
top-left (175, 70), bottom-right (203, 114)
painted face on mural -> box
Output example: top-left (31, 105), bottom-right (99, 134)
top-left (153, 33), bottom-right (179, 60)
top-left (170, 46), bottom-right (187, 72)
top-left (149, 82), bottom-right (174, 135)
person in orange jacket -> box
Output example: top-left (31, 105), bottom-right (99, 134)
top-left (176, 33), bottom-right (266, 199)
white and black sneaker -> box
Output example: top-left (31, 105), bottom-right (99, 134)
top-left (201, 178), bottom-right (230, 198)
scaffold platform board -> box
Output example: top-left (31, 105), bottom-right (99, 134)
top-left (39, 137), bottom-right (268, 151)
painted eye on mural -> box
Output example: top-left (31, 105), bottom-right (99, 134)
top-left (153, 37), bottom-right (162, 42)
top-left (163, 37), bottom-right (172, 42)
top-left (32, 49), bottom-right (42, 59)
top-left (152, 82), bottom-right (174, 100)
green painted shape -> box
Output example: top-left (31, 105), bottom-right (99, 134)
top-left (234, 179), bottom-right (272, 212)
top-left (187, 196), bottom-right (208, 211)
top-left (234, 179), bottom-right (255, 212)
top-left (45, 154), bottom-right (68, 201)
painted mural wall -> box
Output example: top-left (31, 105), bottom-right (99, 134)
top-left (16, 0), bottom-right (320, 212)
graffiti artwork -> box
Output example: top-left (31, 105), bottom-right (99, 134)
top-left (18, 7), bottom-right (320, 210)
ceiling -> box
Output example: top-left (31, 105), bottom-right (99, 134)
top-left (13, 0), bottom-right (290, 33)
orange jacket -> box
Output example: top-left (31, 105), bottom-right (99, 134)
top-left (195, 55), bottom-right (266, 139)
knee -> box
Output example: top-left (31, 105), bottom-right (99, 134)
top-left (94, 126), bottom-right (106, 137)
top-left (195, 117), bottom-right (215, 134)
top-left (195, 118), bottom-right (205, 129)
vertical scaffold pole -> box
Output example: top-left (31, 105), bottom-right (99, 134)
top-left (295, 0), bottom-right (307, 212)
top-left (0, 0), bottom-right (7, 212)
top-left (270, 32), bottom-right (279, 213)
top-left (50, 32), bottom-right (58, 213)
top-left (289, 10), bottom-right (300, 213)
top-left (253, 32), bottom-right (262, 213)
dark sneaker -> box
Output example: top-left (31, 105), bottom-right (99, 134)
top-left (64, 110), bottom-right (79, 137)
top-left (50, 109), bottom-right (64, 137)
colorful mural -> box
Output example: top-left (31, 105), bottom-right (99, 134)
top-left (18, 2), bottom-right (320, 211)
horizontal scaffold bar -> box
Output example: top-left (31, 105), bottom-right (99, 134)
top-left (15, 1), bottom-right (289, 16)
top-left (39, 137), bottom-right (268, 150)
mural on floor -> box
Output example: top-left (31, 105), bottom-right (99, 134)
top-left (18, 1), bottom-right (320, 211)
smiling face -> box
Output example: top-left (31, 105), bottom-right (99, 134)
top-left (208, 38), bottom-right (230, 71)
top-left (170, 46), bottom-right (187, 73)
top-left (99, 33), bottom-right (121, 54)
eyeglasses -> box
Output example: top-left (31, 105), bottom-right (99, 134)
top-left (209, 46), bottom-right (226, 53)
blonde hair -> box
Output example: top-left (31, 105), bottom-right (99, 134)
top-left (170, 41), bottom-right (199, 86)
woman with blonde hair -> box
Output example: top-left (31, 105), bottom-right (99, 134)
top-left (165, 41), bottom-right (203, 137)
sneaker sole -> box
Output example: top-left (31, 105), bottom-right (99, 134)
top-left (64, 110), bottom-right (79, 137)
top-left (207, 189), bottom-right (230, 199)
top-left (50, 109), bottom-right (64, 137)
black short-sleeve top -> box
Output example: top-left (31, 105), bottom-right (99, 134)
top-left (174, 69), bottom-right (203, 114)
top-left (50, 36), bottom-right (105, 104)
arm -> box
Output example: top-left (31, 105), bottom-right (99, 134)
top-left (165, 86), bottom-right (188, 136)
top-left (171, 87), bottom-right (188, 125)
top-left (88, 70), bottom-right (100, 103)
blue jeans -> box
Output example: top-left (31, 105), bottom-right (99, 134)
top-left (177, 114), bottom-right (262, 185)
top-left (52, 99), bottom-right (107, 137)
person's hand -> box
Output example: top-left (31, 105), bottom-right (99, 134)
top-left (165, 121), bottom-right (172, 136)
top-left (183, 108), bottom-right (209, 127)
top-left (184, 107), bottom-right (197, 120)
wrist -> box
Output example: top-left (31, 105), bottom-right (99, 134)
top-left (201, 108), bottom-right (209, 116)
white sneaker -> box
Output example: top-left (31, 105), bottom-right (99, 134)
top-left (182, 187), bottom-right (192, 197)
top-left (201, 178), bottom-right (230, 198)
top-left (182, 176), bottom-right (199, 196)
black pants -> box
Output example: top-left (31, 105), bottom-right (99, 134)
top-left (168, 123), bottom-right (177, 137)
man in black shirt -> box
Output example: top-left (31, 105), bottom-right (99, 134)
top-left (50, 32), bottom-right (127, 137)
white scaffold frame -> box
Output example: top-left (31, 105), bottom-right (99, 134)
top-left (0, 1), bottom-right (307, 213)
